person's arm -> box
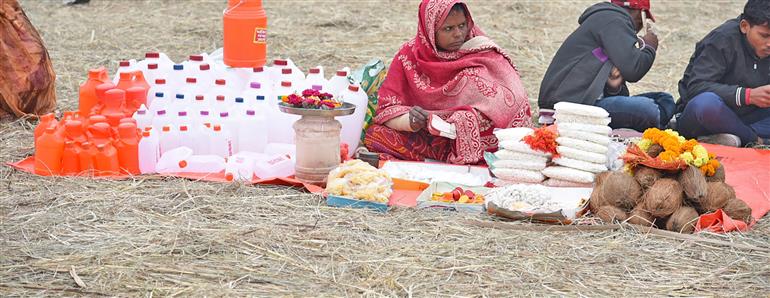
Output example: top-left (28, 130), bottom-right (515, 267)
top-left (594, 18), bottom-right (656, 83)
top-left (683, 41), bottom-right (748, 109)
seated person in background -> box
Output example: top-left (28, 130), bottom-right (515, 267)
top-left (538, 0), bottom-right (675, 132)
top-left (364, 0), bottom-right (532, 165)
top-left (676, 0), bottom-right (770, 147)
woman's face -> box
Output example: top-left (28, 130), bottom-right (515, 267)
top-left (435, 9), bottom-right (469, 52)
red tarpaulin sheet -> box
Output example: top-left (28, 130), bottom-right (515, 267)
top-left (7, 143), bottom-right (769, 232)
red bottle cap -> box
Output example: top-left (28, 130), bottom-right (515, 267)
top-left (186, 77), bottom-right (197, 83)
top-left (348, 85), bottom-right (359, 92)
top-left (200, 64), bottom-right (210, 71)
top-left (119, 61), bottom-right (130, 67)
top-left (155, 79), bottom-right (166, 84)
top-left (145, 52), bottom-right (159, 58)
top-left (162, 126), bottom-right (170, 132)
top-left (148, 63), bottom-right (158, 70)
top-left (195, 95), bottom-right (204, 101)
top-left (336, 71), bottom-right (347, 77)
top-left (282, 68), bottom-right (292, 74)
top-left (274, 59), bottom-right (288, 66)
top-left (142, 131), bottom-right (150, 137)
top-left (215, 79), bottom-right (226, 85)
top-left (189, 55), bottom-right (203, 61)
top-left (180, 126), bottom-right (188, 131)
top-left (309, 68), bottom-right (320, 74)
top-left (178, 160), bottom-right (188, 168)
top-left (216, 95), bottom-right (225, 101)
top-left (281, 81), bottom-right (291, 87)
top-left (213, 125), bottom-right (222, 131)
top-left (253, 66), bottom-right (264, 72)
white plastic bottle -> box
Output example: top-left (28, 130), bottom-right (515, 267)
top-left (264, 143), bottom-right (297, 160)
top-left (238, 109), bottom-right (268, 154)
top-left (303, 66), bottom-right (328, 92)
top-left (168, 64), bottom-right (187, 92)
top-left (195, 110), bottom-right (214, 130)
top-left (151, 109), bottom-right (171, 132)
top-left (228, 97), bottom-right (247, 118)
top-left (210, 124), bottom-right (234, 158)
top-left (138, 129), bottom-right (160, 174)
top-left (178, 155), bottom-right (227, 173)
top-left (142, 63), bottom-right (164, 85)
top-left (211, 95), bottom-right (229, 115)
top-left (132, 104), bottom-right (153, 132)
top-left (189, 123), bottom-right (211, 155)
top-left (156, 146), bottom-right (193, 173)
top-left (169, 94), bottom-right (189, 115)
top-left (180, 77), bottom-right (203, 104)
top-left (218, 112), bottom-right (240, 152)
top-left (183, 54), bottom-right (207, 75)
top-left (276, 68), bottom-right (305, 90)
top-left (136, 52), bottom-right (174, 73)
top-left (175, 111), bottom-right (192, 129)
top-left (196, 64), bottom-right (216, 89)
top-left (268, 81), bottom-right (299, 144)
top-left (190, 95), bottom-right (211, 117)
top-left (254, 154), bottom-right (295, 178)
top-left (208, 79), bottom-right (236, 107)
top-left (177, 125), bottom-right (197, 154)
top-left (224, 154), bottom-right (261, 181)
top-left (159, 125), bottom-right (180, 155)
top-left (247, 66), bottom-right (271, 88)
top-left (327, 68), bottom-right (351, 97)
top-left (269, 58), bottom-right (303, 83)
top-left (338, 84), bottom-right (369, 157)
top-left (148, 79), bottom-right (171, 108)
top-left (112, 60), bottom-right (137, 85)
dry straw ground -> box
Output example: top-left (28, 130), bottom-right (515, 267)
top-left (2, 0), bottom-right (769, 296)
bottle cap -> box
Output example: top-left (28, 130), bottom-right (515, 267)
top-left (246, 110), bottom-right (255, 116)
top-left (176, 94), bottom-right (184, 99)
top-left (155, 92), bottom-right (164, 97)
top-left (173, 64), bottom-right (183, 70)
top-left (274, 59), bottom-right (288, 66)
top-left (235, 97), bottom-right (244, 103)
top-left (148, 63), bottom-right (158, 70)
top-left (309, 68), bottom-right (320, 74)
top-left (157, 110), bottom-right (166, 115)
top-left (281, 81), bottom-right (291, 87)
top-left (195, 95), bottom-right (204, 101)
top-left (220, 112), bottom-right (229, 117)
top-left (200, 110), bottom-right (210, 116)
top-left (250, 82), bottom-right (261, 89)
top-left (162, 126), bottom-right (170, 132)
top-left (253, 66), bottom-right (264, 72)
top-left (256, 95), bottom-right (265, 101)
top-left (216, 95), bottom-right (225, 101)
top-left (119, 61), bottom-right (130, 67)
top-left (155, 79), bottom-right (166, 84)
top-left (142, 131), bottom-right (150, 137)
top-left (215, 79), bottom-right (226, 85)
top-left (312, 85), bottom-right (323, 91)
top-left (199, 64), bottom-right (210, 71)
top-left (145, 52), bottom-right (159, 58)
top-left (282, 68), bottom-right (292, 74)
top-left (178, 111), bottom-right (187, 117)
top-left (348, 85), bottom-right (359, 92)
top-left (336, 70), bottom-right (347, 76)
top-left (178, 160), bottom-right (188, 168)
top-left (180, 125), bottom-right (188, 131)
top-left (189, 55), bottom-right (203, 61)
top-left (186, 77), bottom-right (196, 83)
top-left (213, 125), bottom-right (222, 131)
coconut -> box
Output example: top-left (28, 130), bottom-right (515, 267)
top-left (646, 144), bottom-right (664, 158)
top-left (627, 206), bottom-right (656, 227)
top-left (596, 205), bottom-right (628, 223)
top-left (641, 178), bottom-right (684, 218)
top-left (694, 182), bottom-right (735, 213)
top-left (601, 171), bottom-right (643, 211)
top-left (722, 198), bottom-right (753, 224)
top-left (588, 185), bottom-right (608, 213)
top-left (595, 171), bottom-right (612, 187)
top-left (665, 206), bottom-right (699, 234)
top-left (679, 165), bottom-right (708, 202)
top-left (705, 163), bottom-right (725, 183)
top-left (635, 166), bottom-right (662, 189)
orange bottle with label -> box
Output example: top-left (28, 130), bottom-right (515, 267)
top-left (94, 142), bottom-right (120, 176)
top-left (79, 141), bottom-right (96, 175)
top-left (79, 67), bottom-right (110, 117)
top-left (223, 0), bottom-right (267, 67)
top-left (61, 141), bottom-right (81, 175)
top-left (115, 122), bottom-right (141, 175)
top-left (34, 113), bottom-right (59, 147)
top-left (34, 127), bottom-right (64, 176)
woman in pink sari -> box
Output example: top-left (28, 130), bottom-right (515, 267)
top-left (364, 0), bottom-right (533, 165)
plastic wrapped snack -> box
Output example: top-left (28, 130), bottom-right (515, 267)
top-left (491, 168), bottom-right (545, 183)
top-left (553, 157), bottom-right (607, 173)
top-left (554, 113), bottom-right (611, 126)
top-left (542, 166), bottom-right (595, 184)
top-left (485, 184), bottom-right (558, 213)
top-left (493, 127), bottom-right (534, 142)
top-left (557, 123), bottom-right (612, 135)
top-left (557, 128), bottom-right (611, 146)
top-left (499, 140), bottom-right (552, 157)
top-left (554, 102), bottom-right (610, 118)
top-left (542, 178), bottom-right (593, 188)
top-left (326, 159), bottom-right (393, 203)
top-left (493, 150), bottom-right (549, 164)
top-left (557, 146), bottom-right (607, 164)
top-left (556, 137), bottom-right (609, 154)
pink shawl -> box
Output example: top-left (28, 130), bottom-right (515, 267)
top-left (374, 0), bottom-right (532, 130)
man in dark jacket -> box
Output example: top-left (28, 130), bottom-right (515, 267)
top-left (676, 0), bottom-right (770, 147)
top-left (538, 0), bottom-right (674, 132)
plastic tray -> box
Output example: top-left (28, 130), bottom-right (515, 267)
top-left (415, 182), bottom-right (490, 213)
top-left (326, 195), bottom-right (388, 213)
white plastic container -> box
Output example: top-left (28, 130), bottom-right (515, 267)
top-left (208, 79), bottom-right (237, 108)
top-left (242, 82), bottom-right (271, 108)
top-left (269, 58), bottom-right (302, 83)
top-left (337, 84), bottom-right (369, 157)
top-left (156, 146), bottom-right (193, 173)
top-left (303, 66), bottom-right (328, 92)
top-left (327, 67), bottom-right (351, 96)
top-left (253, 154), bottom-right (295, 178)
top-left (210, 124), bottom-right (234, 158)
top-left (275, 68), bottom-right (305, 90)
top-left (218, 112), bottom-right (240, 152)
top-left (194, 110), bottom-right (214, 131)
top-left (151, 109), bottom-right (171, 133)
top-left (178, 154), bottom-right (226, 173)
top-left (136, 52), bottom-right (174, 74)
top-left (224, 153), bottom-right (263, 181)
top-left (247, 66), bottom-right (271, 88)
top-left (138, 129), bottom-right (160, 174)
top-left (228, 97), bottom-right (248, 118)
top-left (268, 81), bottom-right (299, 144)
top-left (147, 80), bottom-right (172, 109)
top-left (167, 64), bottom-right (188, 92)
top-left (264, 143), bottom-right (296, 160)
top-left (179, 77), bottom-right (204, 104)
top-left (141, 63), bottom-right (164, 86)
top-left (132, 104), bottom-right (153, 132)
top-left (195, 64), bottom-right (216, 89)
top-left (237, 110), bottom-right (268, 154)
top-left (112, 60), bottom-right (137, 85)
top-left (169, 94), bottom-right (189, 115)
top-left (159, 125), bottom-right (180, 155)
top-left (190, 95), bottom-right (212, 117)
top-left (189, 124), bottom-right (210, 155)
top-left (177, 125), bottom-right (195, 153)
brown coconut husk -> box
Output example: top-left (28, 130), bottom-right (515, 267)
top-left (646, 144), bottom-right (664, 158)
top-left (635, 166), bottom-right (662, 189)
top-left (705, 164), bottom-right (726, 183)
top-left (722, 198), bottom-right (753, 224)
top-left (601, 172), bottom-right (643, 211)
top-left (596, 205), bottom-right (628, 223)
top-left (627, 206), bottom-right (656, 227)
top-left (595, 171), bottom-right (612, 187)
top-left (641, 178), bottom-right (684, 218)
top-left (695, 182), bottom-right (735, 213)
top-left (588, 185), bottom-right (608, 213)
top-left (665, 206), bottom-right (699, 234)
top-left (679, 165), bottom-right (708, 202)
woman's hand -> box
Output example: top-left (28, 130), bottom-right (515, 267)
top-left (409, 106), bottom-right (430, 131)
top-left (606, 66), bottom-right (624, 95)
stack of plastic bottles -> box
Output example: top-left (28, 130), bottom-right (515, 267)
top-left (34, 49), bottom-right (371, 181)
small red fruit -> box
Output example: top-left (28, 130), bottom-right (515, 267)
top-left (451, 189), bottom-right (462, 201)
top-left (464, 190), bottom-right (475, 199)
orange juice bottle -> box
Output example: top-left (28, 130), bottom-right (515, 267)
top-left (94, 143), bottom-right (120, 176)
top-left (223, 0), bottom-right (267, 67)
top-left (61, 141), bottom-right (81, 175)
top-left (34, 127), bottom-right (64, 176)
top-left (79, 67), bottom-right (109, 117)
top-left (34, 113), bottom-right (58, 147)
top-left (115, 122), bottom-right (141, 175)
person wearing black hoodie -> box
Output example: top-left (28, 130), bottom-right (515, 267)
top-left (676, 0), bottom-right (770, 147)
top-left (538, 0), bottom-right (674, 132)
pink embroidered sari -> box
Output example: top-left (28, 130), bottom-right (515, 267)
top-left (364, 0), bottom-right (532, 164)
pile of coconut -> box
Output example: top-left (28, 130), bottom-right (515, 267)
top-left (589, 163), bottom-right (753, 234)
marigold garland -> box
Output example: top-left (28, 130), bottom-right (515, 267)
top-left (523, 126), bottom-right (559, 157)
top-left (635, 128), bottom-right (720, 176)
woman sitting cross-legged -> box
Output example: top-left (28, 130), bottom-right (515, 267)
top-left (364, 0), bottom-right (532, 165)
